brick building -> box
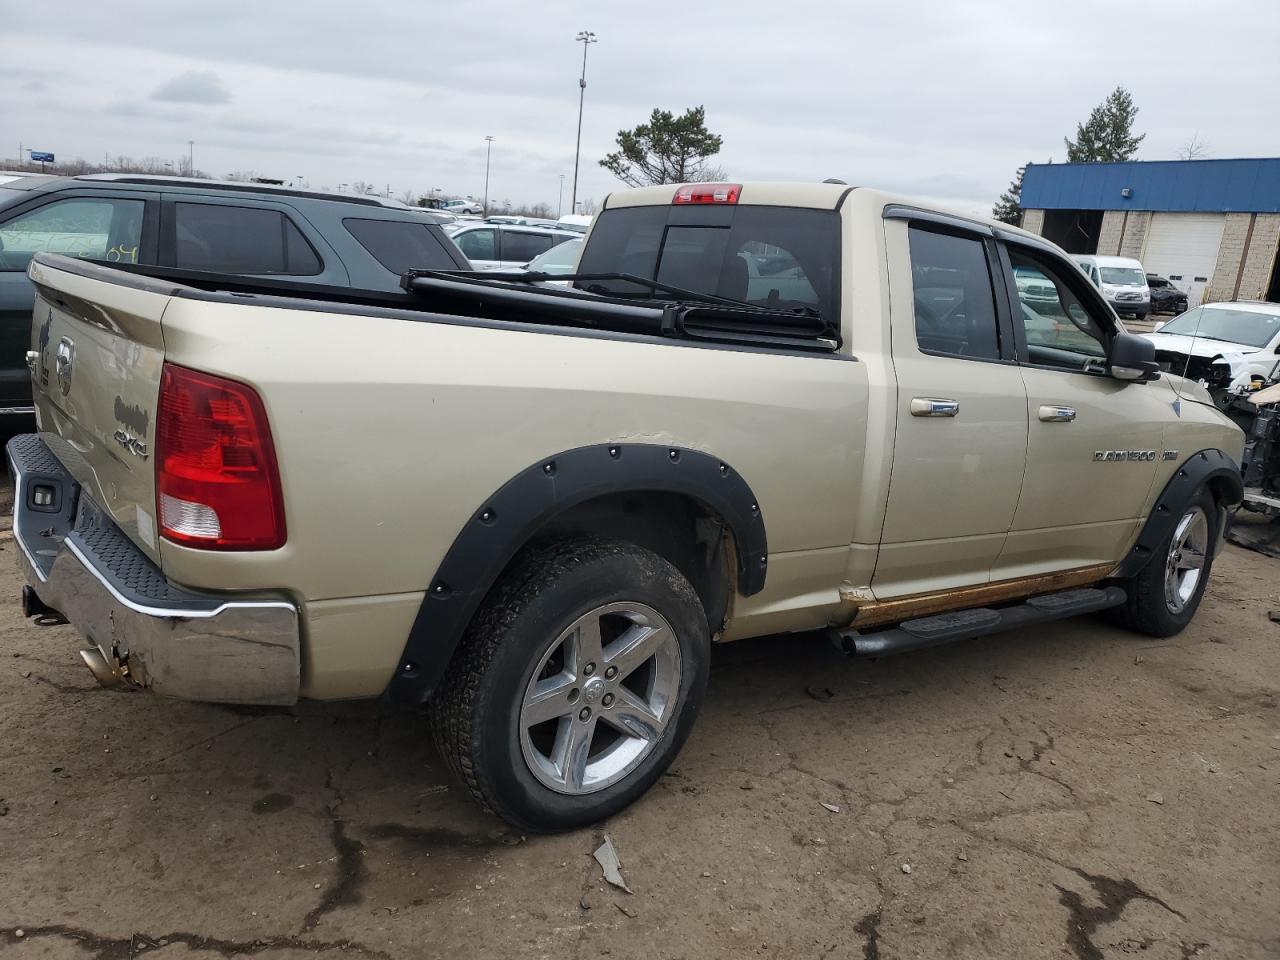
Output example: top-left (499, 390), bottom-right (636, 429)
top-left (1020, 158), bottom-right (1280, 309)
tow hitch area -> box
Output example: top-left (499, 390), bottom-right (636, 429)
top-left (831, 586), bottom-right (1128, 657)
top-left (21, 585), bottom-right (68, 625)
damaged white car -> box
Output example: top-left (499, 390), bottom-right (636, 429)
top-left (1144, 302), bottom-right (1280, 391)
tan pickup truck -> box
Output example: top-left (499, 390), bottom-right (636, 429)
top-left (9, 182), bottom-right (1244, 831)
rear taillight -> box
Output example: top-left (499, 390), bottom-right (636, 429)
top-left (156, 363), bottom-right (285, 550)
top-left (672, 183), bottom-right (741, 205)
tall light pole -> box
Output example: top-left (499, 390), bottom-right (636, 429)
top-left (571, 29), bottom-right (597, 215)
top-left (483, 135), bottom-right (494, 216)
top-left (558, 174), bottom-right (565, 218)
top-left (188, 140), bottom-right (194, 175)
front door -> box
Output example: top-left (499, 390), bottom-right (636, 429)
top-left (996, 239), bottom-right (1168, 578)
top-left (872, 218), bottom-right (1029, 598)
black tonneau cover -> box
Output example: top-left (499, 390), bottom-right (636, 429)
top-left (33, 256), bottom-right (840, 354)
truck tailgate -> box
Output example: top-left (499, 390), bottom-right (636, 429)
top-left (27, 255), bottom-right (171, 564)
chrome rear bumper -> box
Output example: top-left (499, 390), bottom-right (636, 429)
top-left (7, 434), bottom-right (300, 705)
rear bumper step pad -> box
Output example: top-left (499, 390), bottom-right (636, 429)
top-left (831, 586), bottom-right (1127, 658)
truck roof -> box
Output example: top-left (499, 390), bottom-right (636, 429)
top-left (602, 181), bottom-right (1049, 244)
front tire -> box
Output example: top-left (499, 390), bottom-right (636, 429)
top-left (1112, 489), bottom-right (1219, 637)
top-left (429, 537), bottom-right (710, 832)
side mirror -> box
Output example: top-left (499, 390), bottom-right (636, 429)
top-left (1108, 332), bottom-right (1160, 382)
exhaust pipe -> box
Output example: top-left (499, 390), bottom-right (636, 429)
top-left (79, 647), bottom-right (123, 688)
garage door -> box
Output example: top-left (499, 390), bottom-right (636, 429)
top-left (1141, 213), bottom-right (1225, 308)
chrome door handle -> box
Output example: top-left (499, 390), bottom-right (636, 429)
top-left (910, 398), bottom-right (959, 418)
top-left (1038, 405), bottom-right (1077, 422)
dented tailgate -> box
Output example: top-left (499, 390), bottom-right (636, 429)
top-left (26, 254), bottom-right (173, 564)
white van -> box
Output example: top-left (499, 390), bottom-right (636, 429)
top-left (1075, 255), bottom-right (1152, 320)
top-left (555, 214), bottom-right (593, 234)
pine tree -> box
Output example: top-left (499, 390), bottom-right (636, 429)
top-left (600, 106), bottom-right (724, 186)
top-left (993, 164), bottom-right (1027, 225)
top-left (1064, 86), bottom-right (1145, 163)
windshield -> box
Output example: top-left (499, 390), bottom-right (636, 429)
top-left (575, 204), bottom-right (839, 318)
top-left (528, 238), bottom-right (581, 274)
top-left (1158, 306), bottom-right (1280, 348)
top-left (1099, 267), bottom-right (1145, 286)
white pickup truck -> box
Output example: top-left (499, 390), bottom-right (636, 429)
top-left (10, 182), bottom-right (1244, 831)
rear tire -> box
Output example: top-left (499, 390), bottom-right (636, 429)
top-left (429, 537), bottom-right (710, 832)
top-left (1111, 488), bottom-right (1219, 637)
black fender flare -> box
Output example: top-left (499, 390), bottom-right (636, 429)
top-left (1112, 448), bottom-right (1243, 579)
top-left (388, 443), bottom-right (768, 703)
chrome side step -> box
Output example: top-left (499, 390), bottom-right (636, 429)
top-left (831, 586), bottom-right (1127, 658)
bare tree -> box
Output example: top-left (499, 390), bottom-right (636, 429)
top-left (351, 181), bottom-right (377, 196)
top-left (4, 153), bottom-right (210, 178)
top-left (398, 188), bottom-right (417, 205)
top-left (1177, 131), bottom-right (1210, 160)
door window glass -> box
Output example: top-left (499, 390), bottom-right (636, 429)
top-left (455, 228), bottom-right (497, 261)
top-left (907, 226), bottom-right (1001, 360)
top-left (0, 197), bottom-right (144, 272)
top-left (1007, 247), bottom-right (1109, 369)
top-left (174, 202), bottom-right (321, 275)
top-left (502, 231), bottom-right (555, 263)
top-left (343, 218), bottom-right (459, 274)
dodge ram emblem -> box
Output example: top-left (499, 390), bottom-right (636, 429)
top-left (55, 337), bottom-right (75, 397)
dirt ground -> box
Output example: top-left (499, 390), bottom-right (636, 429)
top-left (1, 479), bottom-right (1278, 960)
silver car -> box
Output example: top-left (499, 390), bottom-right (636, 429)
top-left (450, 223), bottom-right (581, 271)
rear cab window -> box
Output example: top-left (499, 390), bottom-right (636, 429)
top-left (343, 218), bottom-right (461, 275)
top-left (574, 204), bottom-right (839, 323)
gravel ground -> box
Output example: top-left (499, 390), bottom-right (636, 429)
top-left (1, 478), bottom-right (1278, 960)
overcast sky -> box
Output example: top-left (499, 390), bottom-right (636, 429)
top-left (6, 0), bottom-right (1278, 215)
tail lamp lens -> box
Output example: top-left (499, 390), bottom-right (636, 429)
top-left (156, 363), bottom-right (285, 550)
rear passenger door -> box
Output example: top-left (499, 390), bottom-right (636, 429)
top-left (159, 195), bottom-right (348, 285)
top-left (873, 216), bottom-right (1029, 598)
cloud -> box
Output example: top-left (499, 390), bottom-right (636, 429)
top-left (5, 1), bottom-right (1278, 211)
top-left (151, 70), bottom-right (231, 105)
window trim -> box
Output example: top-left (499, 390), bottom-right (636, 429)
top-left (905, 220), bottom-right (1018, 366)
top-left (997, 239), bottom-right (1121, 376)
top-left (0, 191), bottom-right (159, 271)
top-left (160, 198), bottom-right (325, 277)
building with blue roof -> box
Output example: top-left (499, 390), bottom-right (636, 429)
top-left (1020, 158), bottom-right (1280, 308)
